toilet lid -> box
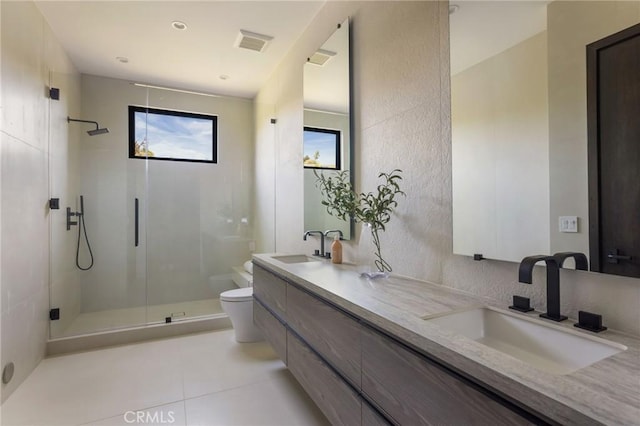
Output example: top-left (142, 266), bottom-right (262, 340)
top-left (220, 287), bottom-right (253, 302)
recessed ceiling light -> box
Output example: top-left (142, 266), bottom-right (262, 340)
top-left (172, 21), bottom-right (187, 31)
top-left (116, 56), bottom-right (129, 64)
top-left (219, 75), bottom-right (229, 81)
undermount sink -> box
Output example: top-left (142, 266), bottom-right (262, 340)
top-left (271, 254), bottom-right (321, 264)
top-left (425, 307), bottom-right (626, 375)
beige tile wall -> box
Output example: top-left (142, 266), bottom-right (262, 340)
top-left (1, 1), bottom-right (80, 402)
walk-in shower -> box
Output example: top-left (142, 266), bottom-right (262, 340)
top-left (48, 76), bottom-right (253, 345)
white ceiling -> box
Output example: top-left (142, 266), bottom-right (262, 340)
top-left (35, 1), bottom-right (326, 99)
top-left (450, 1), bottom-right (549, 75)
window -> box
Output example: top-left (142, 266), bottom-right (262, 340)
top-left (128, 106), bottom-right (217, 163)
top-left (303, 127), bottom-right (341, 170)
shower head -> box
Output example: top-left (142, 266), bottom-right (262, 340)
top-left (67, 116), bottom-right (109, 136)
top-left (87, 127), bottom-right (109, 136)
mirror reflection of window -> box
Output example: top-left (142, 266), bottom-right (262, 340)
top-left (303, 127), bottom-right (341, 170)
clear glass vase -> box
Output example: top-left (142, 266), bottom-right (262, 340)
top-left (357, 223), bottom-right (390, 279)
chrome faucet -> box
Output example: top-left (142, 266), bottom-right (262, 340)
top-left (518, 255), bottom-right (566, 322)
top-left (303, 230), bottom-right (325, 257)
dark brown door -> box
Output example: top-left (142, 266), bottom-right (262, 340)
top-left (587, 23), bottom-right (640, 278)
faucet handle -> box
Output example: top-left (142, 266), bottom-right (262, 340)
top-left (574, 311), bottom-right (607, 333)
top-left (509, 295), bottom-right (534, 313)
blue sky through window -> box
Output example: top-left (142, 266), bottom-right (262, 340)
top-left (134, 111), bottom-right (213, 161)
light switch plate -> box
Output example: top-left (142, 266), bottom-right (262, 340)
top-left (559, 216), bottom-right (578, 233)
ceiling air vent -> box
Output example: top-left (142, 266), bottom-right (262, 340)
top-left (235, 30), bottom-right (273, 53)
top-left (307, 49), bottom-right (337, 66)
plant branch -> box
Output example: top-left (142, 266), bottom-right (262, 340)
top-left (314, 169), bottom-right (404, 272)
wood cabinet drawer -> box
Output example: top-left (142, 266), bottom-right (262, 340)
top-left (286, 284), bottom-right (361, 387)
top-left (253, 265), bottom-right (287, 320)
top-left (362, 401), bottom-right (391, 426)
top-left (253, 300), bottom-right (287, 363)
top-left (287, 331), bottom-right (361, 426)
top-left (361, 327), bottom-right (533, 425)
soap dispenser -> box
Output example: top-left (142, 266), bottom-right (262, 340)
top-left (331, 234), bottom-right (342, 264)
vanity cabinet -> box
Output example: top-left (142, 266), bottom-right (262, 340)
top-left (286, 284), bottom-right (361, 387)
top-left (361, 327), bottom-right (534, 426)
top-left (253, 265), bottom-right (287, 320)
top-left (287, 330), bottom-right (362, 425)
top-left (252, 300), bottom-right (287, 362)
top-left (253, 263), bottom-right (539, 425)
top-left (362, 401), bottom-right (391, 426)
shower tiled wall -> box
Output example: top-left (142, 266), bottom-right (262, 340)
top-left (1, 1), bottom-right (80, 402)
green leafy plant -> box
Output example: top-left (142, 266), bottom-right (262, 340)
top-left (315, 169), bottom-right (404, 273)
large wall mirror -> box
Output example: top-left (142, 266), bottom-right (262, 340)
top-left (451, 1), bottom-right (640, 276)
top-left (303, 19), bottom-right (353, 240)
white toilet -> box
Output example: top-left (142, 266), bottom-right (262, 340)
top-left (220, 261), bottom-right (262, 343)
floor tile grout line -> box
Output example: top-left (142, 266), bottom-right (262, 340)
top-left (183, 373), bottom-right (278, 404)
top-left (183, 399), bottom-right (189, 426)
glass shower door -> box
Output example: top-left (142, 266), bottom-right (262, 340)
top-left (48, 74), bottom-right (149, 338)
top-left (143, 87), bottom-right (253, 323)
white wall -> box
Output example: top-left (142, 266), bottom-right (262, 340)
top-left (78, 75), bottom-right (254, 312)
top-left (1, 1), bottom-right (80, 402)
top-left (452, 31), bottom-right (550, 262)
top-left (255, 1), bottom-right (640, 336)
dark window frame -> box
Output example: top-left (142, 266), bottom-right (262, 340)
top-left (128, 105), bottom-right (218, 164)
top-left (303, 126), bottom-right (341, 170)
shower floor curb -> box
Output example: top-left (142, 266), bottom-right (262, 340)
top-left (46, 315), bottom-right (232, 356)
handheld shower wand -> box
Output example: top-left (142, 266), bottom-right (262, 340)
top-left (67, 116), bottom-right (109, 136)
top-left (73, 195), bottom-right (94, 270)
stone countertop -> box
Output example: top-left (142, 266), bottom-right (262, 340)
top-left (253, 253), bottom-right (640, 426)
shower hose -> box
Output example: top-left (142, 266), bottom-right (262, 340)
top-left (76, 195), bottom-right (94, 270)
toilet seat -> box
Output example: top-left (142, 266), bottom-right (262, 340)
top-left (220, 287), bottom-right (253, 302)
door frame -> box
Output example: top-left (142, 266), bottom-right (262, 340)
top-left (586, 22), bottom-right (640, 273)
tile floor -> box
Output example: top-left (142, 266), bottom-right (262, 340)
top-left (59, 299), bottom-right (224, 338)
top-left (1, 330), bottom-right (328, 426)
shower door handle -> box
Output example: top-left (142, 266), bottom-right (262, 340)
top-left (134, 198), bottom-right (139, 247)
